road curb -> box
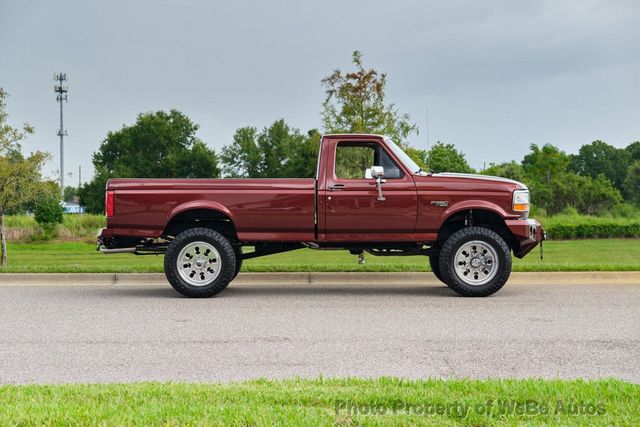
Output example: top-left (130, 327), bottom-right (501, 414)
top-left (0, 271), bottom-right (639, 286)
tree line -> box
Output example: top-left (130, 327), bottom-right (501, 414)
top-left (76, 106), bottom-right (640, 217)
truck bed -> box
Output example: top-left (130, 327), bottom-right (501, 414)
top-left (106, 178), bottom-right (316, 241)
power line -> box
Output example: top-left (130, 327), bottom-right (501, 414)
top-left (54, 73), bottom-right (68, 195)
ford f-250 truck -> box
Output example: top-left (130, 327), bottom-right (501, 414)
top-left (98, 134), bottom-right (545, 298)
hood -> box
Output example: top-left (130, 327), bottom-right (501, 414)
top-left (433, 172), bottom-right (528, 190)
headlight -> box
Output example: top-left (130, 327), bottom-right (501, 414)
top-left (512, 189), bottom-right (530, 214)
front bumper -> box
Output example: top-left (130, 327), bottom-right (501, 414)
top-left (505, 219), bottom-right (546, 258)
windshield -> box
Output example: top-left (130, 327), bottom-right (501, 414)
top-left (385, 138), bottom-right (426, 175)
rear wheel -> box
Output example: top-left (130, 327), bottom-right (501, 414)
top-left (438, 227), bottom-right (511, 297)
top-left (164, 228), bottom-right (236, 298)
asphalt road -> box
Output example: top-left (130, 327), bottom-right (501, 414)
top-left (0, 281), bottom-right (638, 384)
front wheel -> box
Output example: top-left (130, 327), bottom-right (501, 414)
top-left (232, 247), bottom-right (243, 279)
top-left (438, 227), bottom-right (512, 297)
top-left (164, 228), bottom-right (237, 298)
top-left (428, 252), bottom-right (446, 284)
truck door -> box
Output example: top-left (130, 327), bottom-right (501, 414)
top-left (322, 139), bottom-right (417, 241)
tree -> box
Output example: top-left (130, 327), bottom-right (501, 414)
top-left (626, 141), bottom-right (640, 163)
top-left (78, 173), bottom-right (109, 214)
top-left (283, 129), bottom-right (321, 178)
top-left (63, 186), bottom-right (78, 203)
top-left (425, 142), bottom-right (474, 173)
top-left (220, 120), bottom-right (319, 178)
top-left (404, 147), bottom-right (428, 170)
top-left (80, 110), bottom-right (219, 213)
top-left (522, 144), bottom-right (570, 182)
top-left (623, 160), bottom-right (640, 206)
top-left (569, 140), bottom-right (631, 192)
top-left (482, 161), bottom-right (526, 182)
top-left (520, 143), bottom-right (622, 215)
top-left (219, 127), bottom-right (261, 178)
top-left (0, 88), bottom-right (51, 266)
top-left (321, 50), bottom-right (418, 146)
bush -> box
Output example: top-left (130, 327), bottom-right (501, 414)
top-left (34, 198), bottom-right (64, 226)
top-left (610, 203), bottom-right (640, 218)
top-left (32, 197), bottom-right (64, 240)
top-left (541, 214), bottom-right (640, 239)
top-left (29, 224), bottom-right (59, 241)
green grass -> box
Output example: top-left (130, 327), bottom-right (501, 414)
top-left (0, 239), bottom-right (638, 273)
top-left (0, 378), bottom-right (636, 425)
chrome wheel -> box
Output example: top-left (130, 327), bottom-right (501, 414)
top-left (176, 241), bottom-right (221, 287)
top-left (453, 240), bottom-right (499, 286)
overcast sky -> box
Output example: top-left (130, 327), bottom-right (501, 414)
top-left (1, 0), bottom-right (639, 182)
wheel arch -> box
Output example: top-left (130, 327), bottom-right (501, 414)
top-left (164, 203), bottom-right (238, 242)
top-left (436, 207), bottom-right (518, 251)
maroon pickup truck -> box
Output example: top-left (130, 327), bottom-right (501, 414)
top-left (98, 134), bottom-right (544, 297)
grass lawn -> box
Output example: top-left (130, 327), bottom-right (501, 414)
top-left (0, 378), bottom-right (636, 425)
top-left (0, 239), bottom-right (638, 273)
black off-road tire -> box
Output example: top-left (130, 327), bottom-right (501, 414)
top-left (232, 247), bottom-right (243, 279)
top-left (428, 252), bottom-right (446, 283)
top-left (164, 228), bottom-right (236, 298)
top-left (438, 227), bottom-right (511, 297)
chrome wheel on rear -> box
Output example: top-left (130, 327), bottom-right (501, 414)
top-left (177, 241), bottom-right (221, 286)
top-left (453, 240), bottom-right (498, 286)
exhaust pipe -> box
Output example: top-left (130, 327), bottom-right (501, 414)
top-left (101, 247), bottom-right (137, 254)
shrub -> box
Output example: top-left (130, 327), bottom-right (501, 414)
top-left (541, 214), bottom-right (640, 239)
top-left (32, 197), bottom-right (64, 240)
top-left (34, 198), bottom-right (64, 226)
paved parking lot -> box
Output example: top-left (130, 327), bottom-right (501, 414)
top-left (0, 281), bottom-right (638, 383)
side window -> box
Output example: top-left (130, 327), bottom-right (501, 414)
top-left (335, 142), bottom-right (403, 179)
top-left (335, 144), bottom-right (375, 179)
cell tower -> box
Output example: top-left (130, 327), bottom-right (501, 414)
top-left (54, 73), bottom-right (68, 194)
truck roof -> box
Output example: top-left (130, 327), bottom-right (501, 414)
top-left (322, 133), bottom-right (387, 139)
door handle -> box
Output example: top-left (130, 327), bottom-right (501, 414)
top-left (329, 184), bottom-right (346, 191)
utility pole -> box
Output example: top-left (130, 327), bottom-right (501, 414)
top-left (425, 107), bottom-right (430, 152)
top-left (425, 107), bottom-right (430, 169)
top-left (54, 73), bottom-right (68, 196)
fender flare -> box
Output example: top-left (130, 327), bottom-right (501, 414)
top-left (440, 200), bottom-right (510, 224)
top-left (166, 200), bottom-right (235, 224)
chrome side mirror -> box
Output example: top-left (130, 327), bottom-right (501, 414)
top-left (370, 166), bottom-right (386, 201)
top-left (370, 166), bottom-right (384, 178)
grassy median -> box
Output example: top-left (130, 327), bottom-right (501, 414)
top-left (0, 239), bottom-right (638, 273)
top-left (0, 378), bottom-right (637, 425)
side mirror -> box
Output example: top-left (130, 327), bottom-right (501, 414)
top-left (370, 166), bottom-right (386, 201)
top-left (370, 166), bottom-right (384, 178)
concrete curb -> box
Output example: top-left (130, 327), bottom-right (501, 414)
top-left (0, 271), bottom-right (639, 286)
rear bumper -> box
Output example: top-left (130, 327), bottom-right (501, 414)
top-left (97, 228), bottom-right (142, 250)
top-left (97, 228), bottom-right (112, 248)
top-left (505, 218), bottom-right (546, 258)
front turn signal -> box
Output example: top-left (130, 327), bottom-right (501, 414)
top-left (512, 190), bottom-right (530, 213)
